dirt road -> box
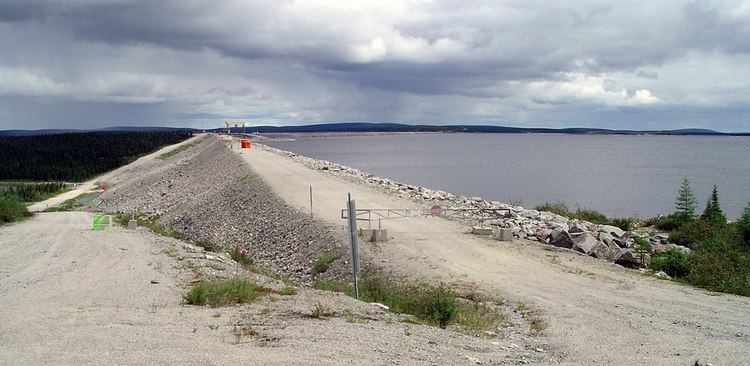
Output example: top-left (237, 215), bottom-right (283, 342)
top-left (237, 142), bottom-right (750, 365)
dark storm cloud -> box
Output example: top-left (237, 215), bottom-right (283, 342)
top-left (0, 0), bottom-right (748, 131)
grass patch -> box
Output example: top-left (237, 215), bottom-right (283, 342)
top-left (157, 141), bottom-right (198, 160)
top-left (308, 303), bottom-right (336, 318)
top-left (114, 212), bottom-right (185, 240)
top-left (312, 251), bottom-right (342, 273)
top-left (43, 191), bottom-right (100, 212)
top-left (314, 274), bottom-right (502, 330)
top-left (0, 194), bottom-right (32, 224)
top-left (534, 201), bottom-right (635, 231)
top-left (184, 278), bottom-right (271, 307)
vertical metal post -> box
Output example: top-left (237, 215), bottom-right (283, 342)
top-left (309, 186), bottom-right (313, 218)
top-left (347, 193), bottom-right (360, 300)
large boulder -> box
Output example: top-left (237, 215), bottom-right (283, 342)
top-left (599, 232), bottom-right (616, 247)
top-left (615, 250), bottom-right (642, 268)
top-left (590, 240), bottom-right (623, 262)
top-left (572, 232), bottom-right (599, 254)
top-left (549, 229), bottom-right (574, 249)
top-left (598, 224), bottom-right (626, 238)
top-left (535, 227), bottom-right (552, 242)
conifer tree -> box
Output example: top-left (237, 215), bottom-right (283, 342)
top-left (674, 178), bottom-right (697, 222)
top-left (737, 200), bottom-right (750, 245)
top-left (700, 184), bottom-right (726, 225)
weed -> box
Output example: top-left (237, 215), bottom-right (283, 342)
top-left (312, 251), bottom-right (342, 273)
top-left (454, 302), bottom-right (507, 333)
top-left (183, 278), bottom-right (271, 307)
top-left (279, 285), bottom-right (296, 296)
top-left (309, 303), bottom-right (336, 318)
top-left (212, 312), bottom-right (222, 318)
top-left (196, 238), bottom-right (219, 252)
top-left (529, 315), bottom-right (548, 333)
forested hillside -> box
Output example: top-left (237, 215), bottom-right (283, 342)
top-left (0, 131), bottom-right (192, 181)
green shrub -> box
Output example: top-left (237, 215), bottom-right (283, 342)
top-left (607, 217), bottom-right (635, 231)
top-left (0, 194), bottom-right (31, 224)
top-left (534, 201), bottom-right (571, 217)
top-left (649, 249), bottom-right (691, 277)
top-left (312, 251), bottom-right (342, 273)
top-left (670, 220), bottom-right (738, 248)
top-left (184, 278), bottom-right (269, 307)
top-left (534, 201), bottom-right (632, 230)
top-left (643, 214), bottom-right (683, 231)
top-left (359, 275), bottom-right (457, 328)
top-left (686, 238), bottom-right (750, 296)
top-left (573, 207), bottom-right (608, 225)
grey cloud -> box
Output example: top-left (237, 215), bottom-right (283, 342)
top-left (0, 0), bottom-right (748, 131)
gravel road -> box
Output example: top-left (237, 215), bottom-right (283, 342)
top-left (237, 139), bottom-right (750, 366)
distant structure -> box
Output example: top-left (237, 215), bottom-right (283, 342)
top-left (224, 120), bottom-right (249, 134)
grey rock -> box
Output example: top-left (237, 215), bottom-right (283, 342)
top-left (590, 241), bottom-right (622, 262)
top-left (549, 229), bottom-right (574, 249)
top-left (598, 225), bottom-right (626, 238)
top-left (615, 250), bottom-right (642, 268)
top-left (572, 233), bottom-right (598, 254)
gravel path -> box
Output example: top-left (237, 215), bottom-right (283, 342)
top-left (237, 138), bottom-right (750, 366)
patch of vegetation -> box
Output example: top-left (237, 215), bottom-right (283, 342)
top-left (279, 285), bottom-right (296, 296)
top-left (44, 191), bottom-right (100, 212)
top-left (184, 278), bottom-right (271, 307)
top-left (533, 201), bottom-right (634, 231)
top-left (228, 246), bottom-right (254, 267)
top-left (649, 249), bottom-right (690, 277)
top-left (314, 273), bottom-right (502, 330)
top-left (0, 194), bottom-right (32, 224)
top-left (642, 179), bottom-right (750, 297)
top-left (195, 238), bottom-right (219, 252)
top-left (312, 251), bottom-right (342, 273)
top-left (114, 212), bottom-right (185, 240)
top-left (309, 303), bottom-right (336, 318)
top-left (0, 182), bottom-right (69, 202)
top-left (157, 141), bottom-right (198, 160)
top-left (0, 131), bottom-right (192, 181)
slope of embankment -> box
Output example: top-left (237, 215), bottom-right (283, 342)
top-left (101, 135), bottom-right (347, 283)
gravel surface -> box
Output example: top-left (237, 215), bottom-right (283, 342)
top-left (0, 212), bottom-right (554, 365)
top-left (102, 136), bottom-right (348, 283)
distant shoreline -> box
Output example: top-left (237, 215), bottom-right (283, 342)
top-left (3, 122), bottom-right (749, 137)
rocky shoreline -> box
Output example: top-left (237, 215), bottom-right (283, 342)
top-left (258, 143), bottom-right (690, 270)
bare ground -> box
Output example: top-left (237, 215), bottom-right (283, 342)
top-left (234, 138), bottom-right (750, 366)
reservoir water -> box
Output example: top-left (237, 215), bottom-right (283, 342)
top-left (265, 133), bottom-right (750, 218)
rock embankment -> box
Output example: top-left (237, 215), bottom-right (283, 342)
top-left (259, 143), bottom-right (689, 269)
top-left (102, 136), bottom-right (347, 283)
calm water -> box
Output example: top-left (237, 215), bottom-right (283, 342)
top-left (266, 134), bottom-right (750, 218)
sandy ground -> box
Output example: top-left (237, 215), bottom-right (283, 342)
top-left (27, 135), bottom-right (204, 212)
top-left (235, 140), bottom-right (750, 366)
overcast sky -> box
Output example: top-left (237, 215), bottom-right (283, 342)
top-left (1, 0), bottom-right (749, 131)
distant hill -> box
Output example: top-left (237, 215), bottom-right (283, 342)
top-left (3, 123), bottom-right (748, 137)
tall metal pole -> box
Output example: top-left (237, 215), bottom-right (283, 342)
top-left (347, 193), bottom-right (360, 300)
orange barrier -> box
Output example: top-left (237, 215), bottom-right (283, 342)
top-left (240, 139), bottom-right (251, 149)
